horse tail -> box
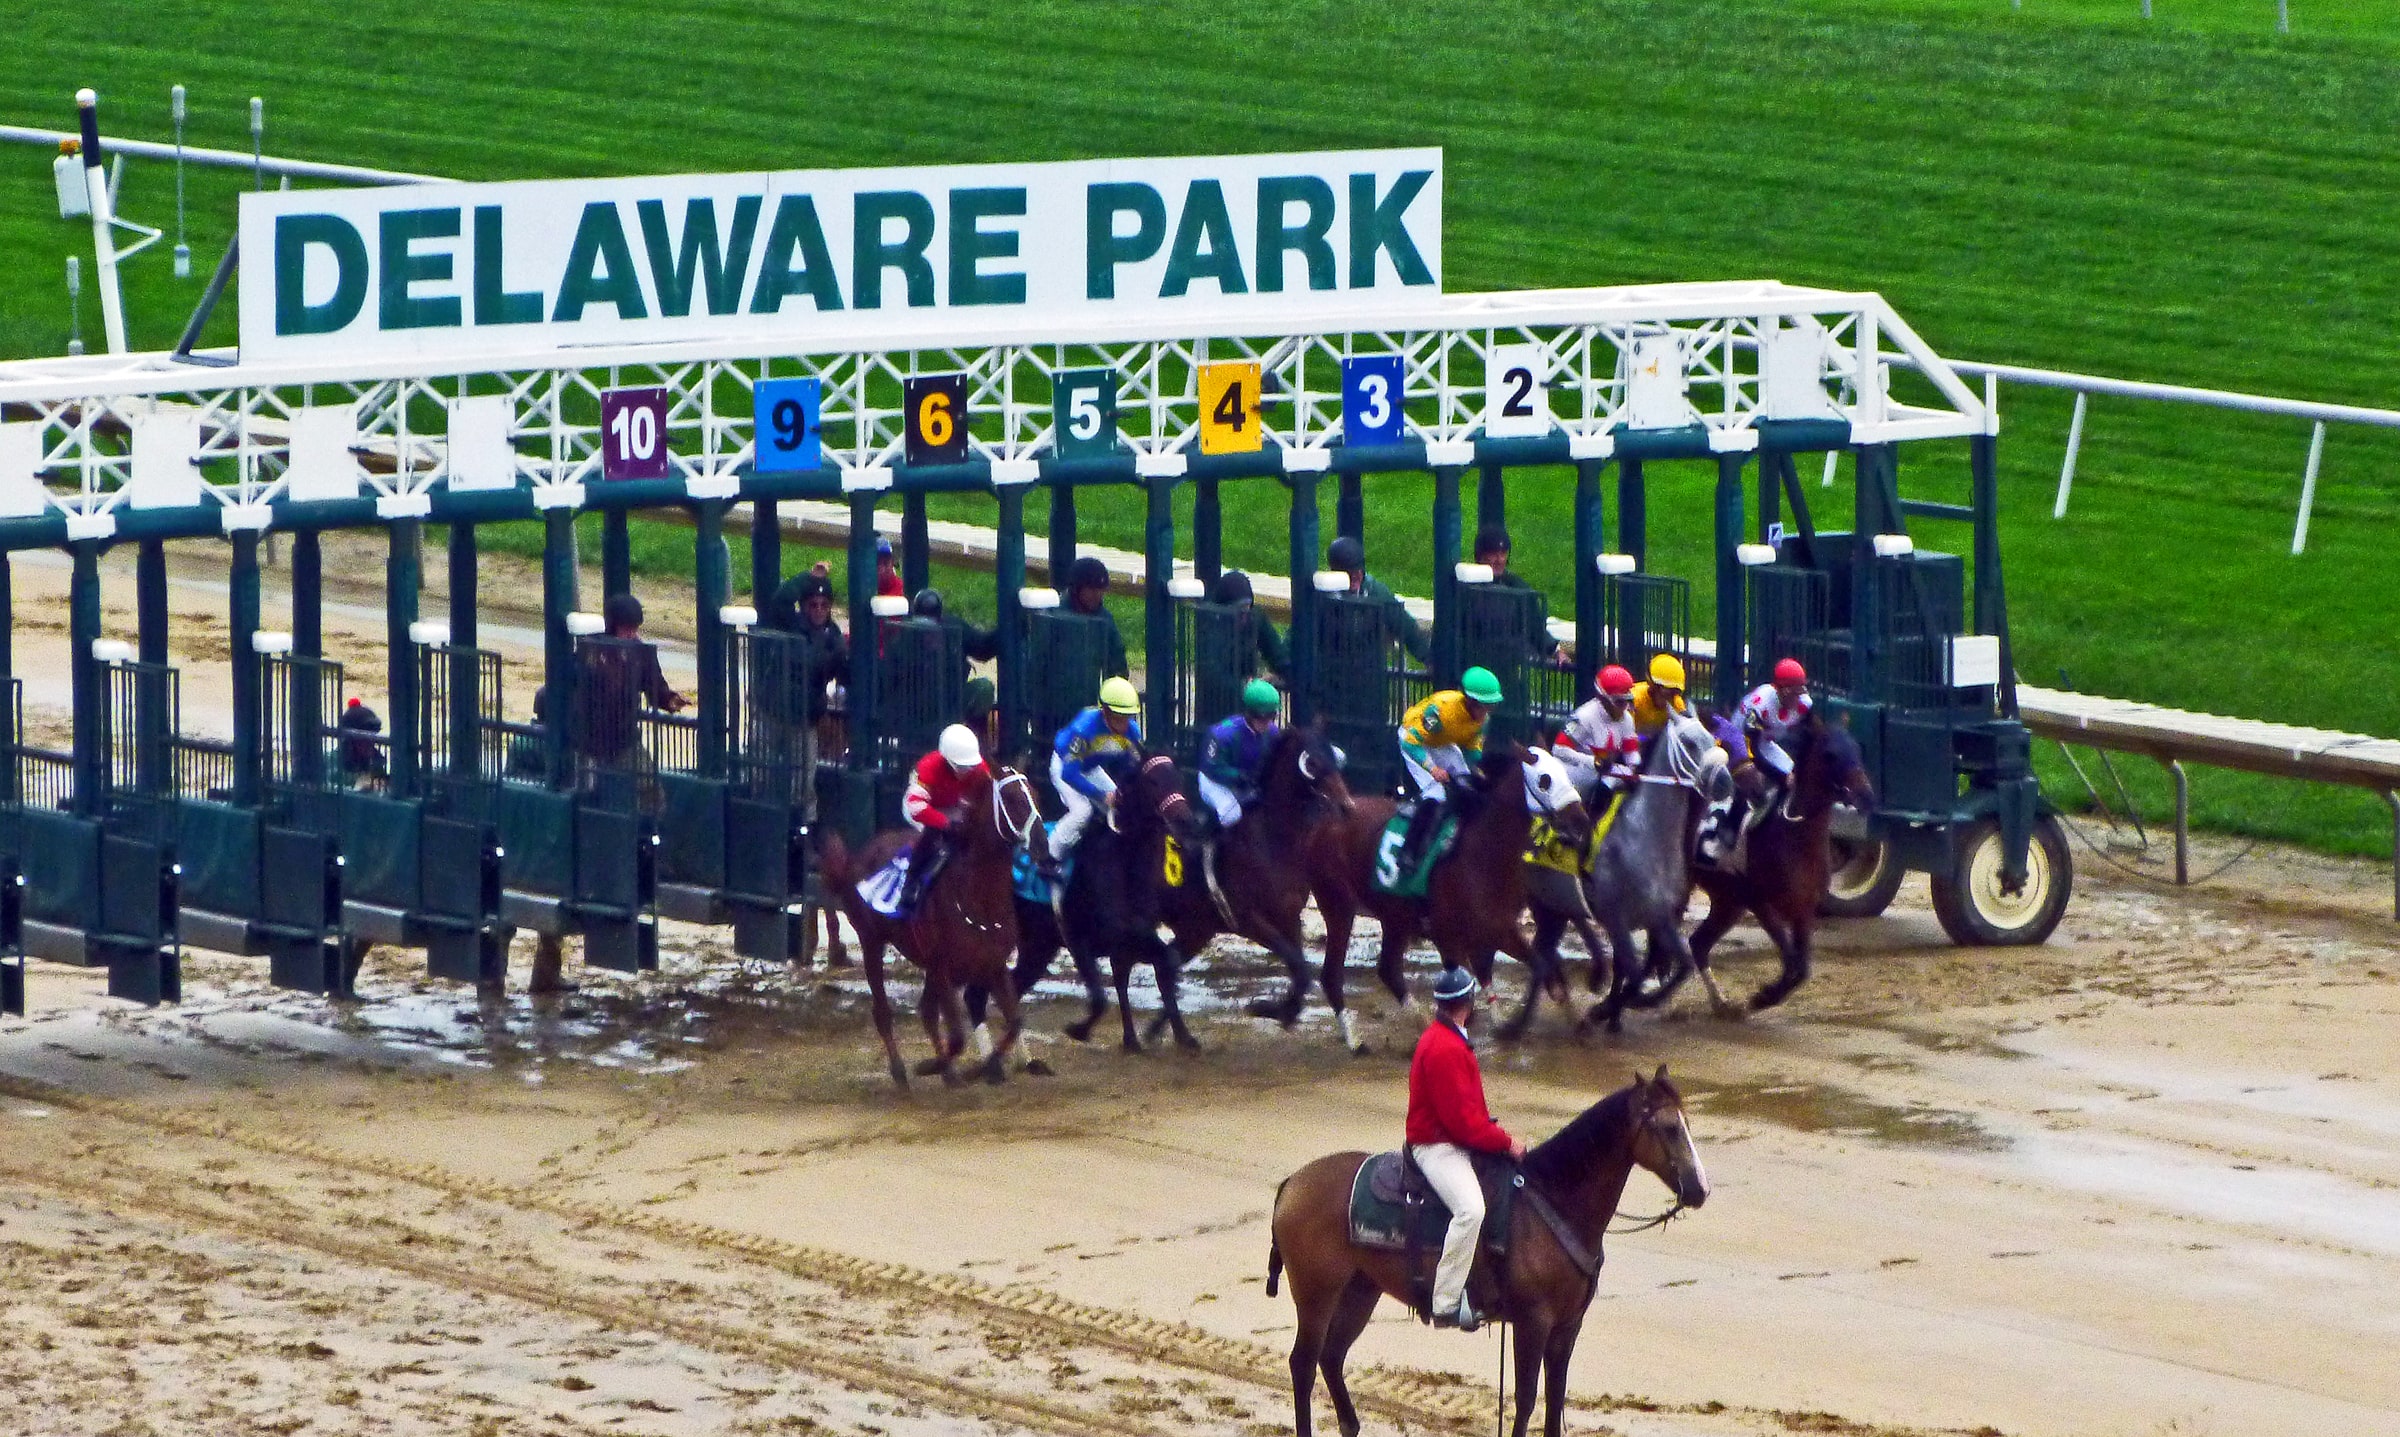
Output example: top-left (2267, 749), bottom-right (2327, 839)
top-left (1264, 1174), bottom-right (1292, 1296)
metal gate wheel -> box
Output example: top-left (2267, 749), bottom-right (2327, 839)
top-left (1818, 836), bottom-right (1906, 919)
top-left (1930, 815), bottom-right (2072, 947)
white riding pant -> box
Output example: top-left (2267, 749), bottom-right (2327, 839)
top-left (1050, 752), bottom-right (1112, 852)
top-left (1197, 772), bottom-right (1244, 828)
top-left (1402, 744), bottom-right (1465, 801)
top-left (1408, 1141), bottom-right (1486, 1315)
top-left (1757, 737), bottom-right (1793, 777)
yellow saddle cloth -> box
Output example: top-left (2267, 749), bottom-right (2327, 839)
top-left (1526, 790), bottom-right (1623, 876)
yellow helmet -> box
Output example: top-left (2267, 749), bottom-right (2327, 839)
top-left (1648, 653), bottom-right (1686, 691)
top-left (1098, 676), bottom-right (1141, 715)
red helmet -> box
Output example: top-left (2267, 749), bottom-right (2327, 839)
top-left (1596, 664), bottom-right (1634, 697)
top-left (1773, 657), bottom-right (1807, 687)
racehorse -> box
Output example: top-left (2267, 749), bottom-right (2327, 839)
top-left (1508, 713), bottom-right (1727, 1039)
top-left (1266, 1067), bottom-right (1708, 1437)
top-left (1653, 712), bottom-right (1874, 1014)
top-left (1006, 753), bottom-right (1206, 1051)
top-left (1302, 745), bottom-right (1587, 1053)
top-left (1163, 724), bottom-right (1355, 1028)
top-left (818, 765), bottom-right (1049, 1086)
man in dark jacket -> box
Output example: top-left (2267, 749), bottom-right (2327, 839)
top-left (576, 593), bottom-right (686, 771)
top-left (1473, 524), bottom-right (1561, 664)
top-left (762, 570), bottom-right (850, 817)
top-left (1063, 554), bottom-right (1130, 680)
top-left (1327, 535), bottom-right (1429, 666)
top-left (1209, 570), bottom-right (1290, 682)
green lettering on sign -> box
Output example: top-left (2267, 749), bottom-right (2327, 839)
top-left (379, 207), bottom-right (462, 330)
top-left (552, 202), bottom-right (649, 322)
top-left (948, 187), bottom-right (1026, 307)
top-left (852, 191), bottom-right (936, 310)
top-left (1084, 182), bottom-right (1165, 300)
top-left (473, 206), bottom-right (542, 326)
top-left (1348, 171), bottom-right (1435, 289)
top-left (1255, 176), bottom-right (1336, 294)
top-left (1159, 179), bottom-right (1246, 298)
top-left (639, 196), bottom-right (762, 318)
top-left (274, 213), bottom-right (368, 337)
top-left (750, 195), bottom-right (844, 313)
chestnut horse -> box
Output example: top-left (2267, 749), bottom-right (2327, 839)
top-left (818, 766), bottom-right (1047, 1085)
top-left (1303, 745), bottom-right (1587, 1053)
top-left (1646, 713), bottom-right (1874, 1015)
top-left (1266, 1067), bottom-right (1708, 1437)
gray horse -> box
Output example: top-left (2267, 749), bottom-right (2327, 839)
top-left (1503, 712), bottom-right (1728, 1039)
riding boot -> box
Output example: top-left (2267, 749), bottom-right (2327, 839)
top-left (899, 830), bottom-right (948, 914)
top-left (1396, 797), bottom-right (1444, 873)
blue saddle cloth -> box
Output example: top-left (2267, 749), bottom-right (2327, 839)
top-left (1010, 822), bottom-right (1071, 903)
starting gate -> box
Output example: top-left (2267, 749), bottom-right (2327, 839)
top-left (1165, 597), bottom-right (1261, 761)
top-left (1018, 604), bottom-right (1114, 784)
top-left (1311, 589), bottom-right (1433, 798)
top-left (1454, 577), bottom-right (1574, 748)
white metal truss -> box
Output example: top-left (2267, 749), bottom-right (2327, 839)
top-left (0, 281), bottom-right (1987, 528)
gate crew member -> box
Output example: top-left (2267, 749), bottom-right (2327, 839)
top-left (1197, 679), bottom-right (1282, 841)
top-left (762, 570), bottom-right (850, 820)
top-left (1628, 652), bottom-right (1689, 738)
top-left (1064, 555), bottom-right (1131, 680)
top-left (576, 593), bottom-right (688, 773)
top-left (1472, 525), bottom-right (1561, 664)
top-left (1392, 666), bottom-right (1503, 873)
top-left (1209, 570), bottom-right (1291, 681)
top-left (897, 723), bottom-right (988, 914)
top-left (1050, 676), bottom-right (1144, 857)
top-left (1552, 663), bottom-right (1640, 803)
top-left (1326, 536), bottom-right (1430, 666)
top-left (1407, 964), bottom-right (1524, 1332)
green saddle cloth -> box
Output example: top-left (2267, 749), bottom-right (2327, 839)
top-left (1346, 1149), bottom-right (1521, 1258)
top-left (1371, 807), bottom-right (1460, 897)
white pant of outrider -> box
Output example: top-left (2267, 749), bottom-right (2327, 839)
top-left (1050, 752), bottom-right (1115, 852)
top-left (1408, 1141), bottom-right (1484, 1317)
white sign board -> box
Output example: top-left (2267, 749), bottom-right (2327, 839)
top-left (238, 150), bottom-right (1443, 365)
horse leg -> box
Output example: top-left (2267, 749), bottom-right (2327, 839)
top-left (912, 977), bottom-right (955, 1080)
top-left (937, 978), bottom-right (981, 1085)
top-left (984, 967), bottom-right (1028, 1084)
top-left (1114, 951), bottom-right (1143, 1053)
top-left (1587, 917), bottom-right (1643, 1033)
top-left (1374, 918), bottom-right (1416, 1007)
top-left (1637, 894), bottom-right (1738, 1012)
top-left (1540, 1316), bottom-right (1584, 1437)
top-left (1319, 892), bottom-right (1367, 1054)
top-left (1497, 908), bottom-right (1556, 1043)
top-left (1153, 940), bottom-right (1201, 1051)
top-left (1750, 909), bottom-right (1815, 1012)
top-left (861, 940), bottom-right (908, 1089)
top-left (1316, 1272), bottom-right (1380, 1437)
top-left (1509, 1312), bottom-right (1545, 1437)
top-left (1286, 1277), bottom-right (1332, 1437)
top-left (1245, 909), bottom-right (1315, 1029)
top-left (1062, 942), bottom-right (1107, 1044)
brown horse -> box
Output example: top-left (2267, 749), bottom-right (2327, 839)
top-left (1653, 713), bottom-right (1874, 1015)
top-left (1303, 745), bottom-right (1587, 1053)
top-left (1266, 1067), bottom-right (1708, 1437)
top-left (819, 765), bottom-right (1048, 1085)
top-left (1163, 724), bottom-right (1355, 1028)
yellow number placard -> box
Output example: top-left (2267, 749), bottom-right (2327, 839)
top-left (1162, 834), bottom-right (1186, 887)
top-left (1197, 361), bottom-right (1262, 455)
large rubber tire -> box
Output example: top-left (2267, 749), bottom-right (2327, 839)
top-left (1818, 835), bottom-right (1907, 919)
top-left (1930, 814), bottom-right (2072, 947)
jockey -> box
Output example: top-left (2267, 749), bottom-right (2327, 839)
top-left (1695, 705), bottom-right (1762, 864)
top-left (1406, 965), bottom-right (1523, 1332)
top-left (1738, 657), bottom-right (1813, 794)
top-left (1197, 679), bottom-right (1282, 836)
top-left (1552, 664), bottom-right (1639, 802)
top-left (1392, 667), bottom-right (1503, 873)
top-left (1628, 652), bottom-right (1689, 737)
top-left (898, 723), bottom-right (988, 913)
top-left (1050, 676), bottom-right (1144, 857)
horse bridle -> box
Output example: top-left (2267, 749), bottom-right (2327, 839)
top-left (1637, 717), bottom-right (1717, 791)
top-left (991, 769), bottom-right (1041, 848)
top-left (1606, 1094), bottom-right (1701, 1235)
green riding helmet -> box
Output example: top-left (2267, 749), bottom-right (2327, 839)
top-left (1461, 666), bottom-right (1504, 705)
top-left (1242, 678), bottom-right (1281, 716)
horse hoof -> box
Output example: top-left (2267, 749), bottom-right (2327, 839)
top-left (1749, 986), bottom-right (1791, 1013)
top-left (1063, 1020), bottom-right (1095, 1044)
top-left (1174, 1032), bottom-right (1203, 1053)
top-left (912, 1056), bottom-right (949, 1078)
top-left (1243, 995), bottom-right (1285, 1021)
top-left (1024, 1058), bottom-right (1056, 1078)
top-left (1121, 1039), bottom-right (1145, 1054)
top-left (1544, 979), bottom-right (1570, 1005)
top-left (940, 1065), bottom-right (965, 1087)
top-left (887, 1060), bottom-right (910, 1089)
top-left (982, 1054), bottom-right (1008, 1085)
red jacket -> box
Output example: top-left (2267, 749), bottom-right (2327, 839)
top-left (1405, 1018), bottom-right (1513, 1154)
top-left (904, 751), bottom-right (987, 829)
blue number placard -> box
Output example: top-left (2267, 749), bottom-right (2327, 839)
top-left (1341, 355), bottom-right (1405, 447)
top-left (754, 377), bottom-right (823, 473)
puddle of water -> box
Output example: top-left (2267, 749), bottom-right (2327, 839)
top-left (1852, 1017), bottom-right (2032, 1063)
top-left (2011, 1128), bottom-right (2400, 1259)
top-left (1681, 1078), bottom-right (2007, 1152)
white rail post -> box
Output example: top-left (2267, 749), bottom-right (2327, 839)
top-left (2291, 420), bottom-right (2326, 555)
top-left (2280, 0), bottom-right (2290, 35)
top-left (2052, 391), bottom-right (2087, 518)
top-left (75, 90), bottom-right (127, 355)
top-left (1820, 450), bottom-right (1838, 488)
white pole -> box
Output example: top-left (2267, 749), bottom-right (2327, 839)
top-left (2291, 420), bottom-right (2326, 555)
top-left (65, 255), bottom-right (83, 356)
top-left (76, 89), bottom-right (128, 356)
top-left (249, 97), bottom-right (263, 190)
top-left (1821, 450), bottom-right (1838, 488)
top-left (2053, 391), bottom-right (2087, 518)
top-left (171, 83), bottom-right (190, 278)
top-left (2279, 0), bottom-right (2290, 34)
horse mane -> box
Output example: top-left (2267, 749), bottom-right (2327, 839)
top-left (1520, 1078), bottom-right (1671, 1189)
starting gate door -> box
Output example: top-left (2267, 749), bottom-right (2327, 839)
top-left (1167, 598), bottom-right (1259, 762)
top-left (1601, 572), bottom-right (1707, 700)
top-left (717, 625), bottom-right (820, 961)
top-left (1454, 579), bottom-right (1574, 747)
top-left (1312, 590), bottom-right (1431, 798)
top-left (1020, 607), bottom-right (1113, 785)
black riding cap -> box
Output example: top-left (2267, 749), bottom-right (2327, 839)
top-left (1067, 556), bottom-right (1110, 591)
top-left (1327, 536), bottom-right (1364, 571)
top-left (1210, 570), bottom-right (1254, 605)
top-left (911, 587), bottom-right (946, 619)
top-left (603, 592), bottom-right (643, 630)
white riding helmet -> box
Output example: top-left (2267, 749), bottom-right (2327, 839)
top-left (938, 723), bottom-right (983, 769)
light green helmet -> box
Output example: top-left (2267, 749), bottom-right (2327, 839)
top-left (1461, 666), bottom-right (1504, 705)
top-left (1242, 678), bottom-right (1281, 716)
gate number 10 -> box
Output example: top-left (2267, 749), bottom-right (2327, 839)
top-left (600, 387), bottom-right (670, 480)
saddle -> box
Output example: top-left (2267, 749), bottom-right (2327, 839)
top-left (1348, 1149), bottom-right (1522, 1318)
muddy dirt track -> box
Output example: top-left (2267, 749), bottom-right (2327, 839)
top-left (3, 543), bottom-right (2398, 1437)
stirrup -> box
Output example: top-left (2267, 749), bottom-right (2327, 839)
top-left (1430, 1297), bottom-right (1481, 1333)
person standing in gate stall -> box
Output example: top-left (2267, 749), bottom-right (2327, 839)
top-left (897, 723), bottom-right (988, 915)
top-left (875, 537), bottom-right (904, 599)
top-left (1063, 555), bottom-right (1131, 680)
top-left (763, 569), bottom-right (851, 818)
top-left (1406, 965), bottom-right (1523, 1332)
top-left (1472, 524), bottom-right (1561, 665)
top-left (1552, 663), bottom-right (1640, 803)
top-left (1049, 676), bottom-right (1143, 862)
top-left (1208, 570), bottom-right (1291, 682)
top-left (575, 593), bottom-right (687, 772)
top-left (1325, 536), bottom-right (1430, 666)
top-left (338, 696), bottom-right (389, 789)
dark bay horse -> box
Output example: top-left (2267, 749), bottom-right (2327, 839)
top-left (1267, 1067), bottom-right (1708, 1437)
top-left (1303, 745), bottom-right (1587, 1054)
top-left (818, 766), bottom-right (1047, 1086)
top-left (1163, 724), bottom-right (1354, 1028)
top-left (1007, 753), bottom-right (1205, 1051)
top-left (1652, 713), bottom-right (1874, 1015)
top-left (1510, 713), bottom-right (1728, 1039)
